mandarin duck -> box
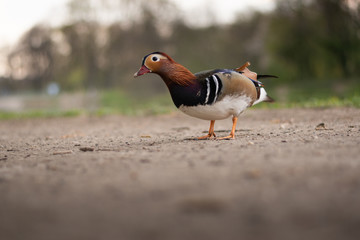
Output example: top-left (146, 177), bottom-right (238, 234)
top-left (134, 52), bottom-right (275, 140)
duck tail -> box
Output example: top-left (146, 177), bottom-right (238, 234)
top-left (257, 74), bottom-right (279, 79)
top-left (263, 94), bottom-right (275, 103)
top-left (253, 88), bottom-right (275, 105)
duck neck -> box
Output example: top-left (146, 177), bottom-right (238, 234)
top-left (158, 64), bottom-right (204, 108)
top-left (159, 63), bottom-right (197, 87)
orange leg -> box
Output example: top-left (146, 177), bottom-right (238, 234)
top-left (197, 120), bottom-right (216, 140)
top-left (218, 116), bottom-right (238, 140)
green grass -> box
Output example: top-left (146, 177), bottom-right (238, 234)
top-left (95, 90), bottom-right (175, 116)
top-left (98, 89), bottom-right (360, 113)
top-left (255, 79), bottom-right (360, 108)
top-left (0, 88), bottom-right (359, 120)
top-left (0, 109), bottom-right (82, 120)
top-left (254, 95), bottom-right (360, 109)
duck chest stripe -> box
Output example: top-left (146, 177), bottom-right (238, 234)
top-left (205, 78), bottom-right (210, 104)
top-left (212, 75), bottom-right (219, 103)
top-left (204, 75), bottom-right (222, 105)
top-left (208, 77), bottom-right (216, 104)
top-left (214, 75), bottom-right (222, 97)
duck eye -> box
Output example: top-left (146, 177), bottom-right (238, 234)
top-left (152, 56), bottom-right (159, 62)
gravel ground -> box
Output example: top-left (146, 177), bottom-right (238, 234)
top-left (0, 108), bottom-right (360, 240)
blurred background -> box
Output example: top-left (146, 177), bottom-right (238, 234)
top-left (0, 0), bottom-right (359, 118)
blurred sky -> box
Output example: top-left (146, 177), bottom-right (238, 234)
top-left (0, 0), bottom-right (275, 48)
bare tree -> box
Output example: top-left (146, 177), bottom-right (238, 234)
top-left (8, 25), bottom-right (55, 90)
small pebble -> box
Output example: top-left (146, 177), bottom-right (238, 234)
top-left (79, 147), bottom-right (95, 152)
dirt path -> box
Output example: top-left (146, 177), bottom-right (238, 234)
top-left (1, 108), bottom-right (360, 240)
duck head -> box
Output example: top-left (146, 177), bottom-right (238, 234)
top-left (134, 52), bottom-right (196, 86)
top-left (134, 52), bottom-right (174, 77)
